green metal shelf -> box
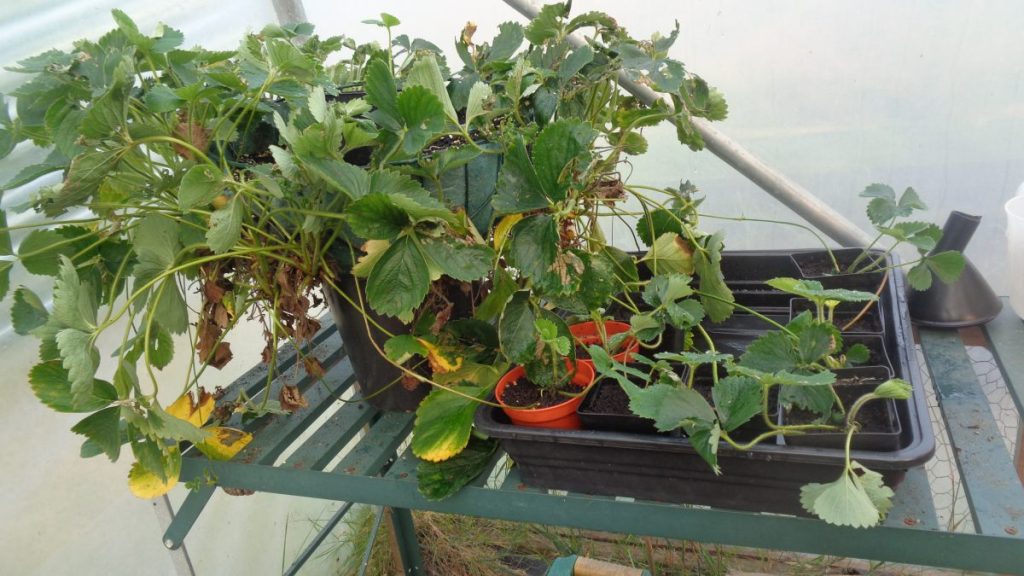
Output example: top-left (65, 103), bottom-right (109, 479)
top-left (164, 301), bottom-right (1024, 575)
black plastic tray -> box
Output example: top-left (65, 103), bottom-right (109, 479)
top-left (475, 250), bottom-right (935, 516)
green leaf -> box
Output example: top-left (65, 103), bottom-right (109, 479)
top-left (71, 406), bottom-right (122, 461)
top-left (11, 287), bottom-right (48, 335)
top-left (405, 54), bottom-right (457, 122)
top-left (144, 85), bottom-right (185, 113)
top-left (906, 263), bottom-right (932, 291)
top-left (797, 322), bottom-right (836, 364)
top-left (524, 2), bottom-right (567, 44)
top-left (852, 461), bottom-right (896, 519)
top-left (396, 85), bottom-right (446, 155)
top-left (866, 196), bottom-right (899, 227)
top-left (417, 437), bottom-right (498, 501)
top-left (558, 44), bottom-right (594, 82)
top-left (366, 235), bottom-right (430, 323)
top-left (508, 214), bottom-right (558, 285)
top-left (0, 211), bottom-right (12, 255)
top-left (475, 267), bottom-right (515, 322)
top-left (643, 273), bottom-right (693, 307)
top-left (0, 260), bottom-right (11, 300)
top-left (499, 291), bottom-right (537, 364)
top-left (683, 420), bottom-right (721, 474)
top-left (621, 380), bottom-right (716, 433)
top-left (384, 334), bottom-right (428, 364)
top-left (897, 187), bottom-right (927, 213)
top-left (29, 360), bottom-right (116, 412)
top-left (1, 153), bottom-right (68, 192)
top-left (145, 325), bottom-right (174, 370)
top-left (860, 183), bottom-right (895, 200)
top-left (712, 375), bottom-right (762, 432)
top-left (845, 343), bottom-right (870, 365)
top-left (420, 238), bottom-right (494, 282)
top-left (800, 463), bottom-right (892, 528)
top-left (52, 255), bottom-right (96, 331)
top-left (149, 404), bottom-right (209, 444)
top-left (489, 22), bottom-right (525, 61)
top-left (873, 378), bottom-right (912, 400)
top-left (299, 157), bottom-right (369, 200)
top-left (308, 85), bottom-right (328, 123)
top-left (926, 250), bottom-right (966, 284)
top-left (655, 351), bottom-right (732, 367)
top-left (347, 188), bottom-right (456, 240)
top-left (643, 233), bottom-right (694, 275)
top-left (765, 277), bottom-right (877, 304)
top-left (492, 136), bottom-right (548, 215)
top-left (464, 82), bottom-right (492, 130)
top-left (412, 384), bottom-right (491, 462)
top-left (740, 331), bottom-right (798, 373)
top-left (206, 196), bottom-right (244, 253)
top-left (56, 328), bottom-right (98, 403)
top-left (364, 59), bottom-right (401, 129)
top-left (532, 120), bottom-right (596, 201)
top-left (178, 164), bottom-right (224, 209)
top-left (19, 229), bottom-right (82, 276)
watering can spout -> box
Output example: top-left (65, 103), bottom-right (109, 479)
top-left (908, 211), bottom-right (1002, 327)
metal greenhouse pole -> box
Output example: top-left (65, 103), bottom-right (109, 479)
top-left (502, 0), bottom-right (873, 247)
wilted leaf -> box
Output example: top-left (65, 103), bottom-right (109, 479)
top-left (195, 427), bottom-right (253, 460)
top-left (417, 437), bottom-right (498, 500)
top-left (167, 389), bottom-right (215, 427)
top-left (412, 383), bottom-right (492, 462)
top-left (128, 447), bottom-right (181, 499)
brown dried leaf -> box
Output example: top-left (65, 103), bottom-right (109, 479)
top-left (221, 487), bottom-right (255, 497)
top-left (303, 356), bottom-right (325, 379)
top-left (202, 279), bottom-right (226, 303)
top-left (430, 302), bottom-right (453, 335)
top-left (173, 112), bottom-right (209, 160)
top-left (208, 342), bottom-right (233, 369)
top-left (279, 384), bottom-right (308, 412)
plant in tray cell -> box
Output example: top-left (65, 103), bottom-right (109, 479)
top-left (792, 183), bottom-right (966, 291)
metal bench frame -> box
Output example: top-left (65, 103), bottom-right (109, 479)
top-left (160, 300), bottom-right (1024, 575)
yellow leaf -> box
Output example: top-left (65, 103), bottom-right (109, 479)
top-left (417, 338), bottom-right (463, 374)
top-left (128, 449), bottom-right (181, 499)
top-left (352, 239), bottom-right (390, 278)
top-left (492, 213), bottom-right (523, 252)
top-left (166, 388), bottom-right (215, 427)
top-left (195, 426), bottom-right (253, 461)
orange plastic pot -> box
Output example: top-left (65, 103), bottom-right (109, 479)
top-left (570, 320), bottom-right (639, 366)
top-left (495, 362), bottom-right (595, 429)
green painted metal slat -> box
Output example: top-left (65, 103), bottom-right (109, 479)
top-left (919, 329), bottom-right (1024, 537)
top-left (983, 301), bottom-right (1024, 414)
top-left (332, 412), bottom-right (414, 476)
top-left (884, 467), bottom-right (940, 530)
top-left (282, 397), bottom-right (377, 471)
top-left (383, 449), bottom-right (421, 481)
top-left (179, 457), bottom-right (1024, 575)
top-left (165, 340), bottom-right (350, 549)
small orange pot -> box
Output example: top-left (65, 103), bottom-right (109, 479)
top-left (495, 361), bottom-right (595, 429)
top-left (570, 320), bottom-right (639, 366)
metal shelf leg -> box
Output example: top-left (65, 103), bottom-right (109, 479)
top-left (388, 507), bottom-right (424, 575)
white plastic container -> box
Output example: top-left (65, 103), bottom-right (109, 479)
top-left (1006, 195), bottom-right (1024, 319)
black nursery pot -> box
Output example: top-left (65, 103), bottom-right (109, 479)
top-left (789, 298), bottom-right (885, 335)
top-left (324, 275), bottom-right (429, 412)
top-left (790, 248), bottom-right (887, 291)
top-left (781, 366), bottom-right (902, 452)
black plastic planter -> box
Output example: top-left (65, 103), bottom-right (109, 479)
top-left (324, 275), bottom-right (429, 412)
top-left (841, 334), bottom-right (894, 374)
top-left (791, 248), bottom-right (887, 291)
top-left (475, 249), bottom-right (935, 516)
top-left (781, 366), bottom-right (902, 452)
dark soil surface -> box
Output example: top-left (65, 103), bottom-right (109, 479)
top-left (793, 251), bottom-right (861, 277)
top-left (785, 382), bottom-right (895, 433)
top-left (501, 379), bottom-right (572, 409)
top-left (584, 380), bottom-right (633, 415)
